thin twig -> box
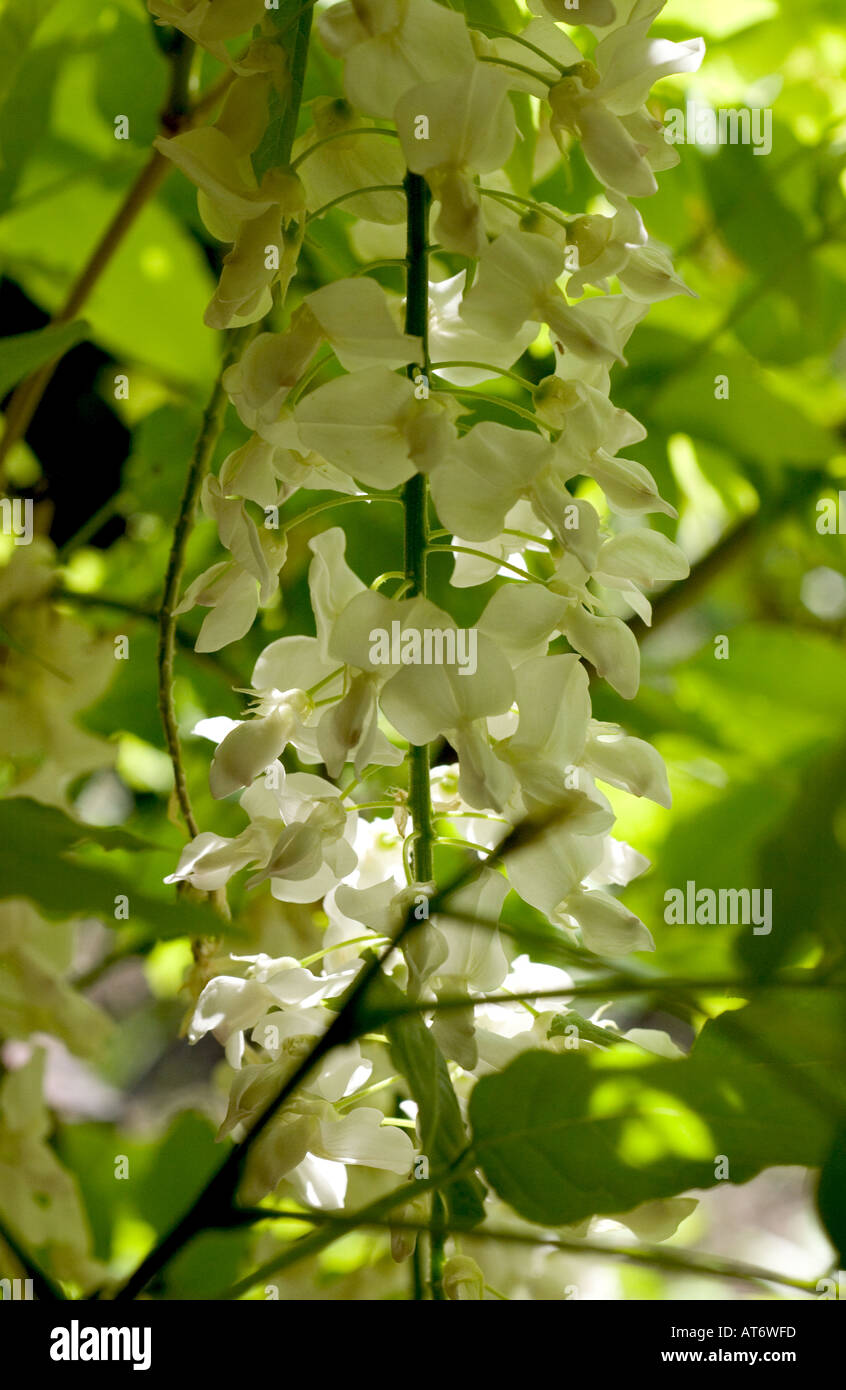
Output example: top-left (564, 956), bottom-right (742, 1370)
top-left (0, 1216), bottom-right (65, 1302)
top-left (156, 330), bottom-right (247, 840)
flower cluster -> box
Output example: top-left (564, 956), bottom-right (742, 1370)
top-left (155, 0), bottom-right (702, 1238)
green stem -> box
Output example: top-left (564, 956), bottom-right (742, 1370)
top-left (429, 1192), bottom-right (447, 1300)
top-left (429, 544), bottom-right (548, 584)
top-left (360, 974), bottom-right (846, 1026)
top-left (432, 383), bottom-right (546, 431)
top-left (466, 23), bottom-right (568, 74)
top-left (291, 125), bottom-right (398, 170)
top-left (477, 53), bottom-right (554, 86)
top-left (56, 495), bottom-right (122, 560)
top-left (306, 184), bottom-right (405, 222)
top-left (402, 168), bottom-right (451, 1302)
top-left (285, 347), bottom-right (335, 404)
top-left (277, 1), bottom-right (314, 157)
top-left (478, 185), bottom-right (572, 233)
top-left (352, 257), bottom-right (408, 276)
top-left (220, 1150), bottom-right (475, 1299)
top-left (411, 1238), bottom-right (426, 1300)
top-left (282, 494), bottom-right (401, 533)
top-left (402, 172), bottom-right (435, 890)
top-left (430, 360), bottom-right (536, 391)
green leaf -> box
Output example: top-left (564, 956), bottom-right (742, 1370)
top-left (0, 40), bottom-right (64, 213)
top-left (92, 8), bottom-right (167, 150)
top-left (817, 1124), bottom-right (846, 1267)
top-left (627, 330), bottom-right (840, 469)
top-left (699, 135), bottom-right (809, 309)
top-left (0, 1049), bottom-right (99, 1289)
top-left (0, 0), bottom-right (59, 108)
top-left (675, 624), bottom-right (846, 759)
top-left (469, 993), bottom-right (846, 1227)
top-left (122, 403), bottom-right (202, 525)
top-left (738, 742), bottom-right (846, 977)
top-left (0, 614), bottom-right (71, 679)
top-left (0, 798), bottom-right (228, 941)
top-left (362, 973), bottom-right (486, 1226)
top-left (0, 176), bottom-right (217, 385)
top-left (547, 1011), bottom-right (632, 1049)
top-left (56, 1112), bottom-right (223, 1268)
top-left (0, 901), bottom-right (112, 1055)
top-left (464, 0), bottom-right (524, 28)
top-left (0, 319), bottom-right (88, 397)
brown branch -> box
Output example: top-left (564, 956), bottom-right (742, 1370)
top-left (0, 42), bottom-right (234, 483)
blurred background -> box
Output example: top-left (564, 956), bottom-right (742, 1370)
top-left (0, 0), bottom-right (844, 1298)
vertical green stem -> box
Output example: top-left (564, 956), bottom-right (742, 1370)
top-left (411, 1237), bottom-right (426, 1301)
top-left (402, 169), bottom-right (447, 1298)
top-left (402, 172), bottom-right (435, 888)
top-left (278, 1), bottom-right (313, 155)
top-left (429, 1192), bottom-right (447, 1300)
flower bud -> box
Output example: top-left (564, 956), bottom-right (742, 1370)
top-left (389, 1199), bottom-right (427, 1263)
top-left (443, 1255), bottom-right (485, 1300)
top-left (533, 376), bottom-right (580, 429)
top-left (209, 700), bottom-right (305, 799)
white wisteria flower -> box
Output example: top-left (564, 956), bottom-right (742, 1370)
top-left (319, 0), bottom-right (476, 119)
top-left (395, 66), bottom-right (517, 256)
top-left (548, 20), bottom-right (703, 197)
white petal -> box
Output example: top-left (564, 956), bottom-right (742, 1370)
top-left (316, 1107), bottom-right (414, 1174)
top-left (306, 278), bottom-right (422, 370)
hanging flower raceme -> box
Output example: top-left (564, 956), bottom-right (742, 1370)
top-left (155, 0), bottom-right (704, 1242)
